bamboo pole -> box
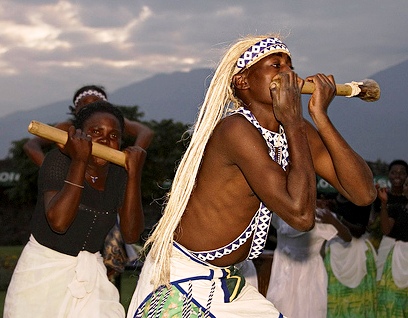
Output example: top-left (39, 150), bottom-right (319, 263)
top-left (28, 120), bottom-right (126, 167)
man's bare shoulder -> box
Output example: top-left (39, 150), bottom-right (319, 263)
top-left (217, 112), bottom-right (250, 130)
top-left (213, 113), bottom-right (261, 144)
top-left (217, 112), bottom-right (270, 143)
top-left (208, 113), bottom-right (271, 169)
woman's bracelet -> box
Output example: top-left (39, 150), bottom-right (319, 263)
top-left (64, 180), bottom-right (84, 189)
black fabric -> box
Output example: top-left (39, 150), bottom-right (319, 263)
top-left (336, 200), bottom-right (371, 228)
top-left (373, 193), bottom-right (407, 214)
top-left (372, 193), bottom-right (408, 242)
top-left (31, 149), bottom-right (127, 256)
top-left (387, 197), bottom-right (408, 242)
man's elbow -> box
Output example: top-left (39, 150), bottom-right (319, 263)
top-left (354, 186), bottom-right (377, 206)
top-left (291, 210), bottom-right (315, 232)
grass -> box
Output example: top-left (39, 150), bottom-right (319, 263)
top-left (0, 246), bottom-right (24, 315)
top-left (0, 246), bottom-right (141, 315)
top-left (120, 269), bottom-right (140, 311)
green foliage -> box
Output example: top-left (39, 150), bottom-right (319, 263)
top-left (141, 119), bottom-right (190, 205)
top-left (116, 105), bottom-right (190, 205)
top-left (116, 105), bottom-right (145, 122)
top-left (367, 159), bottom-right (389, 176)
top-left (5, 139), bottom-right (42, 206)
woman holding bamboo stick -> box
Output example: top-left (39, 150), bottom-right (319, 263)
top-left (4, 101), bottom-right (146, 318)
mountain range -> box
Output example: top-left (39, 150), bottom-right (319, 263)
top-left (0, 62), bottom-right (407, 163)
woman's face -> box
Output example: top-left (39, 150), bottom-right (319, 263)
top-left (82, 112), bottom-right (122, 165)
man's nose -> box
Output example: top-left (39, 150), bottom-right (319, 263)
top-left (280, 64), bottom-right (292, 72)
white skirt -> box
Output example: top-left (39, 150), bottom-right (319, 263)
top-left (4, 235), bottom-right (125, 318)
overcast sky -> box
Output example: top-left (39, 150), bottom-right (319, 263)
top-left (0, 0), bottom-right (407, 118)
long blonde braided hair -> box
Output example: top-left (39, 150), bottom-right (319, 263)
top-left (144, 33), bottom-right (281, 289)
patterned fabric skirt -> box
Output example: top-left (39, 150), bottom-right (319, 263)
top-left (126, 243), bottom-right (284, 318)
top-left (377, 247), bottom-right (408, 318)
top-left (324, 241), bottom-right (377, 317)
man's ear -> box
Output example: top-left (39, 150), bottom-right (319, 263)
top-left (232, 73), bottom-right (249, 90)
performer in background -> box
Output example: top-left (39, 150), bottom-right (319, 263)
top-left (266, 205), bottom-right (352, 318)
top-left (4, 102), bottom-right (146, 317)
top-left (324, 195), bottom-right (377, 317)
top-left (23, 85), bottom-right (154, 285)
top-left (376, 160), bottom-right (408, 318)
top-left (127, 34), bottom-right (376, 318)
top-left (23, 84), bottom-right (154, 166)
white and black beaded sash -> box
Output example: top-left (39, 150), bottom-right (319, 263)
top-left (189, 107), bottom-right (289, 262)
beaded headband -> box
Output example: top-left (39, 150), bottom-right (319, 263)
top-left (74, 90), bottom-right (107, 107)
top-left (234, 37), bottom-right (291, 75)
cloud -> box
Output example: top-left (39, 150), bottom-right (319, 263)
top-left (0, 0), bottom-right (407, 118)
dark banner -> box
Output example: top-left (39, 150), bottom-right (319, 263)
top-left (0, 170), bottom-right (21, 188)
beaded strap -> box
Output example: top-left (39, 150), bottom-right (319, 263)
top-left (233, 107), bottom-right (289, 259)
top-left (232, 107), bottom-right (289, 170)
top-left (190, 107), bottom-right (289, 262)
top-left (190, 212), bottom-right (258, 262)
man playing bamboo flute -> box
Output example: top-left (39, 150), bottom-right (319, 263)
top-left (127, 34), bottom-right (376, 318)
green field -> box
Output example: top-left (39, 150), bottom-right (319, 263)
top-left (0, 246), bottom-right (141, 315)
